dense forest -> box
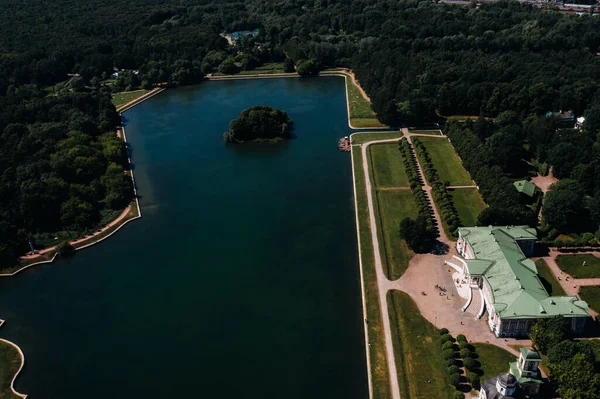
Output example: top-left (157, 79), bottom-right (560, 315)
top-left (2, 0), bottom-right (600, 263)
top-left (224, 106), bottom-right (293, 142)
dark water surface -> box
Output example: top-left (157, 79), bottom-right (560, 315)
top-left (0, 77), bottom-right (367, 399)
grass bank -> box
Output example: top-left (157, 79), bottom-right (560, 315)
top-left (556, 254), bottom-right (600, 278)
top-left (408, 130), bottom-right (443, 136)
top-left (535, 259), bottom-right (566, 296)
top-left (415, 137), bottom-right (473, 186)
top-left (449, 188), bottom-right (486, 227)
top-left (387, 290), bottom-right (454, 399)
top-left (579, 286), bottom-right (600, 313)
top-left (352, 147), bottom-right (392, 399)
top-left (0, 339), bottom-right (23, 399)
top-left (112, 90), bottom-right (150, 107)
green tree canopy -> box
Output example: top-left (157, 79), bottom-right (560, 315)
top-left (224, 106), bottom-right (293, 143)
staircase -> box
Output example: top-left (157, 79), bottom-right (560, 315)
top-left (464, 287), bottom-right (481, 317)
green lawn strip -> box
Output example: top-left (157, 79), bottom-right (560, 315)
top-left (579, 286), bottom-right (600, 314)
top-left (409, 130), bottom-right (442, 135)
top-left (449, 188), bottom-right (486, 227)
top-left (416, 137), bottom-right (473, 186)
top-left (387, 290), bottom-right (454, 399)
top-left (473, 343), bottom-right (516, 382)
top-left (351, 131), bottom-right (402, 145)
top-left (376, 190), bottom-right (416, 280)
top-left (352, 147), bottom-right (392, 399)
top-left (237, 62), bottom-right (285, 75)
top-left (111, 90), bottom-right (150, 107)
top-left (370, 143), bottom-right (410, 188)
top-left (535, 259), bottom-right (566, 296)
top-left (352, 118), bottom-right (387, 128)
top-left (556, 254), bottom-right (600, 278)
top-left (0, 340), bottom-right (23, 399)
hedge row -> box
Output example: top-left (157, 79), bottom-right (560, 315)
top-left (413, 138), bottom-right (462, 238)
top-left (399, 140), bottom-right (438, 236)
top-left (439, 330), bottom-right (481, 392)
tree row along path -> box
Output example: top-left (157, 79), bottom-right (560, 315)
top-left (357, 129), bottom-right (526, 398)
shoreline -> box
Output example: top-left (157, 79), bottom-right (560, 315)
top-left (0, 320), bottom-right (27, 399)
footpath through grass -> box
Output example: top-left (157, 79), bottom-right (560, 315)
top-left (579, 286), bottom-right (600, 313)
top-left (535, 259), bottom-right (566, 296)
top-left (473, 343), bottom-right (516, 382)
top-left (351, 131), bottom-right (402, 145)
top-left (352, 147), bottom-right (392, 399)
top-left (0, 339), bottom-right (22, 399)
top-left (111, 90), bottom-right (150, 107)
top-left (370, 143), bottom-right (410, 188)
top-left (449, 188), bottom-right (486, 227)
top-left (556, 254), bottom-right (600, 278)
top-left (416, 137), bottom-right (473, 186)
top-left (387, 290), bottom-right (454, 399)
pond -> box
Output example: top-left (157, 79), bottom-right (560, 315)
top-left (0, 77), bottom-right (368, 399)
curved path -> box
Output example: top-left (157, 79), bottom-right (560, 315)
top-left (0, 320), bottom-right (27, 398)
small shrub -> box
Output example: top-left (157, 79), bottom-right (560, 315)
top-left (463, 357), bottom-right (475, 370)
top-left (446, 358), bottom-right (457, 367)
top-left (449, 372), bottom-right (461, 387)
top-left (56, 241), bottom-right (75, 258)
top-left (460, 348), bottom-right (472, 359)
top-left (459, 341), bottom-right (472, 351)
top-left (440, 333), bottom-right (452, 343)
top-left (456, 334), bottom-right (467, 343)
top-left (453, 392), bottom-right (465, 399)
top-left (447, 365), bottom-right (460, 375)
top-left (442, 341), bottom-right (454, 350)
top-left (468, 373), bottom-right (480, 389)
top-left (443, 349), bottom-right (456, 360)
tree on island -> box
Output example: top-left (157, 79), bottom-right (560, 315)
top-left (224, 106), bottom-right (293, 143)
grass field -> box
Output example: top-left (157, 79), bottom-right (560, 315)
top-left (0, 339), bottom-right (23, 399)
top-left (111, 90), bottom-right (150, 107)
top-left (579, 286), bottom-right (600, 313)
top-left (388, 290), bottom-right (454, 399)
top-left (556, 254), bottom-right (600, 278)
top-left (370, 143), bottom-right (410, 188)
top-left (416, 137), bottom-right (473, 186)
top-left (409, 130), bottom-right (443, 135)
top-left (473, 343), bottom-right (516, 381)
top-left (341, 74), bottom-right (387, 128)
top-left (376, 190), bottom-right (416, 280)
top-left (449, 188), bottom-right (486, 227)
top-left (535, 259), bottom-right (566, 296)
top-left (238, 62), bottom-right (285, 75)
top-left (352, 147), bottom-right (392, 399)
top-left (351, 132), bottom-right (402, 145)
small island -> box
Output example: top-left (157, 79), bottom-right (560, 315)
top-left (224, 106), bottom-right (293, 143)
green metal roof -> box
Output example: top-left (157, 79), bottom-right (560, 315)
top-left (459, 226), bottom-right (590, 319)
top-left (513, 180), bottom-right (537, 197)
top-left (509, 362), bottom-right (543, 384)
top-left (519, 347), bottom-right (541, 361)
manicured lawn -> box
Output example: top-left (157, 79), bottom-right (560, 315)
top-left (111, 90), bottom-right (150, 107)
top-left (352, 147), bottom-right (392, 399)
top-left (370, 143), bottom-right (410, 188)
top-left (351, 131), bottom-right (402, 144)
top-left (352, 118), bottom-right (387, 128)
top-left (535, 259), bottom-right (566, 296)
top-left (376, 190), bottom-right (416, 280)
top-left (237, 62), bottom-right (285, 75)
top-left (449, 188), bottom-right (486, 227)
top-left (409, 130), bottom-right (443, 135)
top-left (416, 137), bottom-right (473, 186)
top-left (579, 286), bottom-right (600, 314)
top-left (0, 339), bottom-right (23, 399)
top-left (473, 343), bottom-right (516, 382)
top-left (388, 290), bottom-right (454, 399)
top-left (556, 254), bottom-right (600, 278)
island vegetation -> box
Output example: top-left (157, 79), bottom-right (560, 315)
top-left (223, 106), bottom-right (293, 142)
